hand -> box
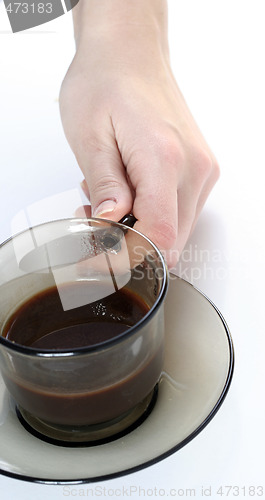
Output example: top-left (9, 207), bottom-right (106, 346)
top-left (59, 0), bottom-right (219, 268)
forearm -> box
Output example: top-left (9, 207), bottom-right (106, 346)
top-left (72, 0), bottom-right (169, 56)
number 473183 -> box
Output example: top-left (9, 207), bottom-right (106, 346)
top-left (217, 486), bottom-right (263, 496)
top-left (5, 3), bottom-right (53, 14)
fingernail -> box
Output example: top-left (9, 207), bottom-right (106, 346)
top-left (93, 200), bottom-right (117, 218)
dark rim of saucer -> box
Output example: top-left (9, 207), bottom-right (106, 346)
top-left (0, 217), bottom-right (168, 357)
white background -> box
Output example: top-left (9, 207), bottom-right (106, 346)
top-left (1, 1), bottom-right (265, 498)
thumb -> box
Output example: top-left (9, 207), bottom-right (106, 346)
top-left (81, 147), bottom-right (133, 221)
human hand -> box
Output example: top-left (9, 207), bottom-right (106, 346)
top-left (59, 0), bottom-right (219, 268)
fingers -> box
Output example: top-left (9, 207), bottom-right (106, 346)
top-left (188, 155), bottom-right (220, 237)
top-left (75, 204), bottom-right (92, 218)
top-left (128, 148), bottom-right (179, 265)
top-left (80, 179), bottom-right (90, 201)
top-left (76, 138), bottom-right (134, 222)
top-left (129, 144), bottom-right (218, 268)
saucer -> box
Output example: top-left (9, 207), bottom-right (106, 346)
top-left (0, 275), bottom-right (234, 484)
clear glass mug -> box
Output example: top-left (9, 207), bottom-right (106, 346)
top-left (0, 216), bottom-right (168, 444)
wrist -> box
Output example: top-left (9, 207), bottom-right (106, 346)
top-left (72, 0), bottom-right (169, 56)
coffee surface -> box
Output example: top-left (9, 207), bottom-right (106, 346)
top-left (3, 284), bottom-right (149, 350)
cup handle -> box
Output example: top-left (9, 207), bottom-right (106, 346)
top-left (99, 214), bottom-right (137, 250)
top-left (118, 213), bottom-right (137, 228)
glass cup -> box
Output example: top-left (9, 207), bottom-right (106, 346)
top-left (0, 216), bottom-right (168, 444)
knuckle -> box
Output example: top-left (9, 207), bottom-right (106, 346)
top-left (195, 149), bottom-right (212, 175)
top-left (189, 146), bottom-right (219, 185)
top-left (212, 157), bottom-right (221, 181)
top-left (155, 131), bottom-right (185, 170)
top-left (78, 133), bottom-right (108, 156)
top-left (93, 174), bottom-right (124, 194)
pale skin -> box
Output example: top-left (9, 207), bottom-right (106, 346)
top-left (59, 0), bottom-right (220, 268)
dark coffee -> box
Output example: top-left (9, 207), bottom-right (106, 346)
top-left (2, 284), bottom-right (163, 427)
top-left (3, 284), bottom-right (149, 350)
